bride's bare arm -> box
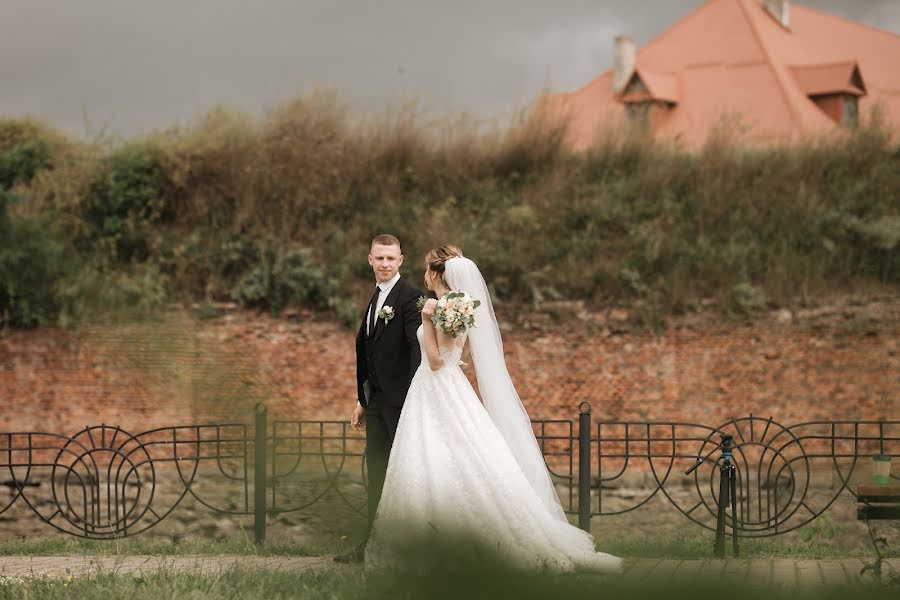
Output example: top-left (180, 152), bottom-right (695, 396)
top-left (421, 299), bottom-right (446, 371)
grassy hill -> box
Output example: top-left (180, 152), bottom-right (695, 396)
top-left (1, 91), bottom-right (898, 329)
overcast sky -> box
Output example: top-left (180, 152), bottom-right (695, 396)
top-left (2, 0), bottom-right (898, 138)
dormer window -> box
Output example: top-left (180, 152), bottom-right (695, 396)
top-left (619, 70), bottom-right (678, 133)
top-left (790, 61), bottom-right (867, 128)
top-left (623, 76), bottom-right (648, 96)
top-left (626, 103), bottom-right (652, 132)
top-left (806, 93), bottom-right (860, 128)
top-left (623, 75), bottom-right (652, 131)
top-left (843, 96), bottom-right (859, 128)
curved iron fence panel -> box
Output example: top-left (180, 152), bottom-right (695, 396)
top-left (269, 420), bottom-right (367, 516)
top-left (1, 423), bottom-right (251, 539)
top-left (595, 416), bottom-right (900, 537)
top-left (1, 409), bottom-right (896, 541)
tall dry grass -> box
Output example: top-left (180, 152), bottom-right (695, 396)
top-left (1, 91), bottom-right (897, 329)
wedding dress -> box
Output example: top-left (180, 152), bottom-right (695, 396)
top-left (365, 258), bottom-right (622, 573)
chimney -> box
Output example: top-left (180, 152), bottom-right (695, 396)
top-left (764, 0), bottom-right (790, 28)
top-left (612, 36), bottom-right (636, 93)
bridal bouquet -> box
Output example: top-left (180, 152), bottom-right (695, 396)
top-left (431, 291), bottom-right (481, 338)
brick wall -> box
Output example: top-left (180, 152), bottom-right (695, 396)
top-left (1, 301), bottom-right (897, 436)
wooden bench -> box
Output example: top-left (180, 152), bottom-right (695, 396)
top-left (857, 484), bottom-right (900, 520)
top-left (857, 484), bottom-right (900, 581)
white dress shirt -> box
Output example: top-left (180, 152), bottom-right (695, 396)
top-left (367, 272), bottom-right (401, 336)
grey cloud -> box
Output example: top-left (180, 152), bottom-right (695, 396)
top-left (0, 1), bottom-right (896, 138)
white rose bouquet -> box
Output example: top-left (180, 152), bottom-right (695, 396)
top-left (431, 291), bottom-right (481, 338)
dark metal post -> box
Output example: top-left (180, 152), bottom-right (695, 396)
top-left (714, 464), bottom-right (728, 557)
top-left (713, 434), bottom-right (737, 558)
top-left (254, 403), bottom-right (268, 544)
top-left (578, 402), bottom-right (592, 532)
top-left (731, 469), bottom-right (739, 557)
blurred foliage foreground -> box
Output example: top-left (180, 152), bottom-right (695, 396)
top-left (0, 536), bottom-right (897, 599)
top-left (1, 92), bottom-right (898, 330)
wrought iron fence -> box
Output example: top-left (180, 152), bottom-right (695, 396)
top-left (585, 404), bottom-right (900, 537)
top-left (0, 421), bottom-right (251, 539)
top-left (1, 402), bottom-right (897, 543)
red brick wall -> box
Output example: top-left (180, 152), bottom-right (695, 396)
top-left (1, 302), bottom-right (897, 435)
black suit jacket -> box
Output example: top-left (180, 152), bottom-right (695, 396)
top-left (355, 276), bottom-right (423, 409)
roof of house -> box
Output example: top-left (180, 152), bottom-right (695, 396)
top-left (547, 0), bottom-right (900, 148)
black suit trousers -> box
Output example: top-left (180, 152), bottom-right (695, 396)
top-left (364, 394), bottom-right (401, 529)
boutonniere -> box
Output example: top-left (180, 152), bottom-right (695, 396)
top-left (378, 305), bottom-right (395, 325)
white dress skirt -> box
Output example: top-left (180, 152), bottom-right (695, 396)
top-left (365, 325), bottom-right (622, 573)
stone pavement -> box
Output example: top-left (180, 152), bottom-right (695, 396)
top-left (624, 557), bottom-right (899, 586)
top-left (0, 555), bottom-right (897, 587)
top-left (0, 555), bottom-right (338, 579)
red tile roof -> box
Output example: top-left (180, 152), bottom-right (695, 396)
top-left (546, 0), bottom-right (900, 147)
top-left (789, 62), bottom-right (866, 96)
top-left (624, 69), bottom-right (680, 104)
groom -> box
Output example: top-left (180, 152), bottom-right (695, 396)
top-left (337, 234), bottom-right (422, 563)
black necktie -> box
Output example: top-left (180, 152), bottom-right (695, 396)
top-left (368, 286), bottom-right (381, 336)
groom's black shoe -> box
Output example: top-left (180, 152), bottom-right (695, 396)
top-left (333, 543), bottom-right (365, 564)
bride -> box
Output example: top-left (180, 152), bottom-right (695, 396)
top-left (364, 245), bottom-right (622, 573)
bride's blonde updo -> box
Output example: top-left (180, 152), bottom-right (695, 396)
top-left (424, 244), bottom-right (463, 288)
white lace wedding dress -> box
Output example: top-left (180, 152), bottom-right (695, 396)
top-left (365, 324), bottom-right (622, 573)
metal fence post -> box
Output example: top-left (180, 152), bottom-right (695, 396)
top-left (254, 403), bottom-right (268, 544)
top-left (578, 401), bottom-right (592, 532)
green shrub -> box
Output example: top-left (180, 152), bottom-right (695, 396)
top-left (57, 262), bottom-right (170, 325)
top-left (0, 138), bottom-right (52, 188)
top-left (227, 239), bottom-right (331, 314)
top-left (727, 283), bottom-right (767, 318)
top-left (0, 191), bottom-right (64, 327)
top-left (82, 142), bottom-right (168, 262)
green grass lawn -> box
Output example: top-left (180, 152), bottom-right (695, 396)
top-left (0, 562), bottom-right (898, 600)
top-left (0, 534), bottom-right (898, 598)
top-left (1, 532), bottom-right (894, 560)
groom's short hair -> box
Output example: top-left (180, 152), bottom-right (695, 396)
top-left (371, 234), bottom-right (401, 250)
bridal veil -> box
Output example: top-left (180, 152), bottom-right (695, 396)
top-left (443, 256), bottom-right (568, 523)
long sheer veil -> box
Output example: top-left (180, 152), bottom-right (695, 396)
top-left (444, 256), bottom-right (568, 523)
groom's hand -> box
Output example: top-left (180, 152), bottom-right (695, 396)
top-left (351, 404), bottom-right (366, 430)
